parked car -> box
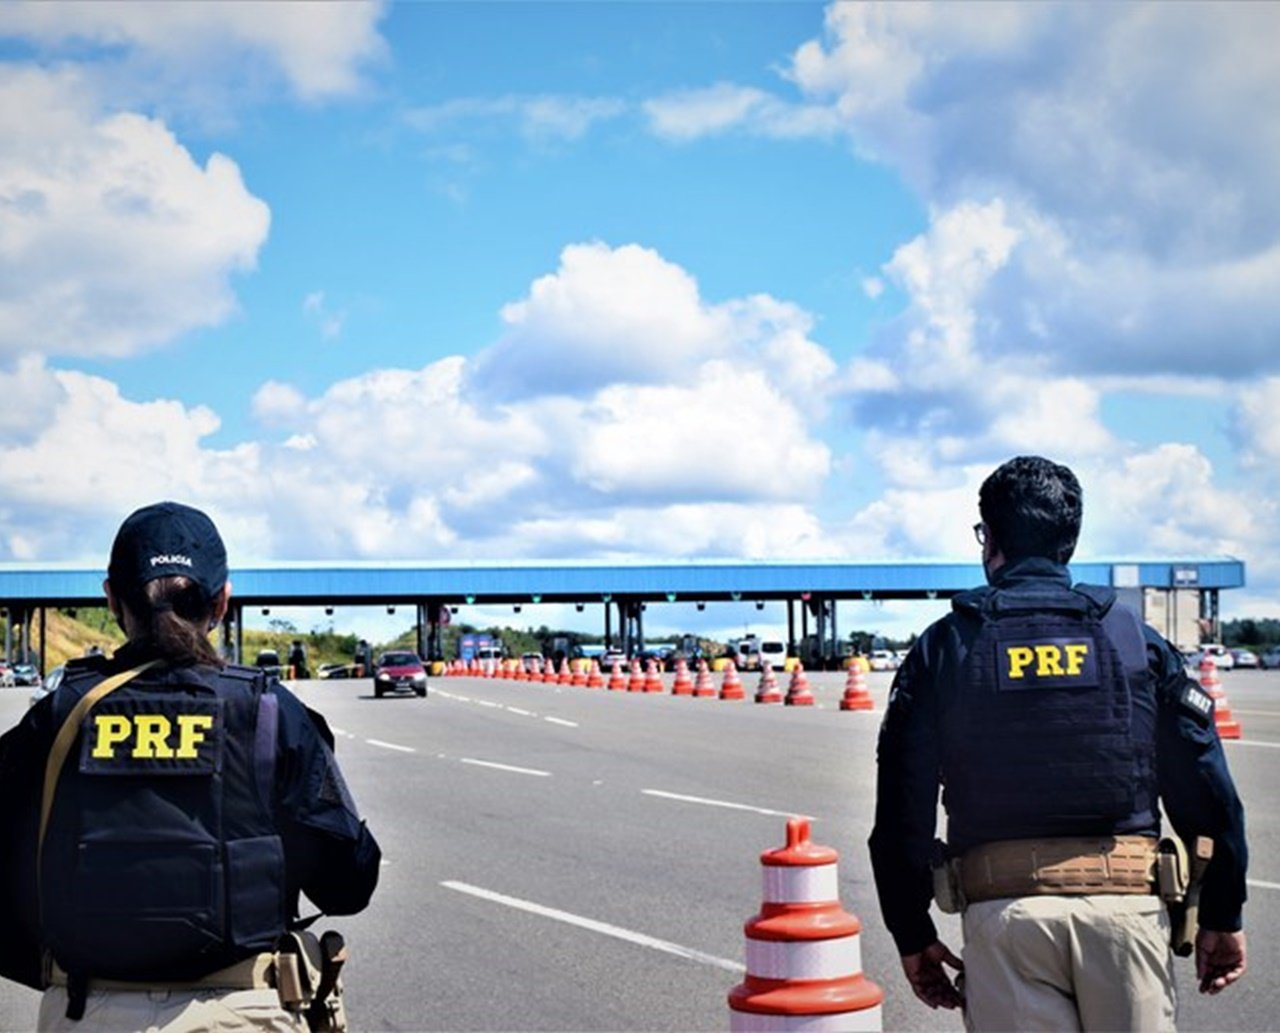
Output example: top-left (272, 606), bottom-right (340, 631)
top-left (1200, 644), bottom-right (1235, 671)
top-left (373, 651), bottom-right (428, 698)
top-left (0, 661), bottom-right (13, 687)
top-left (521, 652), bottom-right (545, 673)
top-left (11, 663), bottom-right (41, 686)
top-left (1260, 645), bottom-right (1280, 670)
top-left (317, 662), bottom-right (355, 679)
top-left (600, 649), bottom-right (627, 670)
top-left (254, 649), bottom-right (283, 679)
top-left (29, 664), bottom-right (63, 707)
top-left (1230, 648), bottom-right (1260, 669)
top-left (758, 640), bottom-right (788, 671)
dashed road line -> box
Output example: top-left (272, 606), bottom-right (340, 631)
top-left (460, 758), bottom-right (551, 777)
top-left (1224, 740), bottom-right (1280, 749)
top-left (441, 881), bottom-right (744, 973)
top-left (506, 707), bottom-right (534, 716)
top-left (1248, 879), bottom-right (1280, 891)
top-left (642, 789), bottom-right (811, 819)
top-left (366, 738), bottom-right (415, 753)
top-left (544, 716), bottom-right (579, 728)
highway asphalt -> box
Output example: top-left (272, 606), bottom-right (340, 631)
top-left (0, 666), bottom-right (1277, 1031)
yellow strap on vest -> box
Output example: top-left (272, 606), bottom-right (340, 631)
top-left (38, 660), bottom-right (161, 873)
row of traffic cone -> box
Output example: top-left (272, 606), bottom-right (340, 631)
top-left (449, 653), bottom-right (879, 711)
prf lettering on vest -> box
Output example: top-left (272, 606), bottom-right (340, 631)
top-left (1006, 642), bottom-right (1091, 679)
top-left (91, 713), bottom-right (216, 759)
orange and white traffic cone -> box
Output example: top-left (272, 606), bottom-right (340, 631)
top-left (672, 659), bottom-right (694, 696)
top-left (513, 662), bottom-right (528, 682)
top-left (628, 659), bottom-right (646, 692)
top-left (720, 662), bottom-right (746, 701)
top-left (693, 659), bottom-right (717, 698)
top-left (784, 663), bottom-right (815, 707)
top-left (586, 660), bottom-right (604, 689)
top-left (755, 662), bottom-right (783, 704)
top-left (607, 660), bottom-right (627, 691)
top-left (728, 818), bottom-right (883, 1031)
top-left (557, 659), bottom-right (573, 686)
top-left (644, 660), bottom-right (665, 694)
top-left (838, 665), bottom-right (875, 712)
top-left (1199, 656), bottom-right (1242, 739)
top-left (542, 661), bottom-right (558, 685)
top-left (571, 660), bottom-right (588, 688)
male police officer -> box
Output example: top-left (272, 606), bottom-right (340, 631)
top-left (0, 502), bottom-right (380, 1031)
top-left (869, 456), bottom-right (1247, 1030)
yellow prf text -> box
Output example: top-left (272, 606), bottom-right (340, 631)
top-left (91, 713), bottom-right (215, 759)
top-left (1006, 643), bottom-right (1090, 679)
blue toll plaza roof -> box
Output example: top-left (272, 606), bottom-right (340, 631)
top-left (0, 557), bottom-right (1246, 609)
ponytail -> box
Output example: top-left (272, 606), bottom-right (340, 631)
top-left (128, 576), bottom-right (225, 667)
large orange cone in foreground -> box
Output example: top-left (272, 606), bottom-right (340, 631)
top-left (728, 818), bottom-right (883, 1031)
top-left (607, 660), bottom-right (627, 691)
top-left (644, 660), bottom-right (664, 694)
top-left (628, 659), bottom-right (646, 692)
top-left (1199, 655), bottom-right (1242, 739)
top-left (672, 659), bottom-right (694, 696)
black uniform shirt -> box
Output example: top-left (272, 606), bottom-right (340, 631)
top-left (0, 643), bottom-right (381, 989)
top-left (868, 558), bottom-right (1248, 956)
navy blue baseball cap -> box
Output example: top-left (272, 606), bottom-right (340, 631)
top-left (107, 501), bottom-right (228, 602)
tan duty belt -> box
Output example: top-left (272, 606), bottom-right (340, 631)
top-left (48, 954), bottom-right (276, 993)
top-left (960, 835), bottom-right (1159, 904)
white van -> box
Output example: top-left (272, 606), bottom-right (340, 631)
top-left (759, 640), bottom-right (788, 670)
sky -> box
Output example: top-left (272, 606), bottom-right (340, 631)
top-left (1, 1), bottom-right (1278, 646)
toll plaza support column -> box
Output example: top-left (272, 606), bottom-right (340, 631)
top-left (787, 598), bottom-right (796, 658)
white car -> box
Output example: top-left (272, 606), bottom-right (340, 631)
top-left (1201, 644), bottom-right (1235, 671)
top-left (869, 649), bottom-right (898, 672)
top-left (759, 640), bottom-right (788, 670)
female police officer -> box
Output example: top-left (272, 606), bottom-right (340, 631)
top-left (0, 501), bottom-right (381, 1031)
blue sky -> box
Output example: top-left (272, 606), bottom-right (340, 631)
top-left (1, 2), bottom-right (1277, 644)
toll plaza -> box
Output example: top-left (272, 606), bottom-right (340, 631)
top-left (0, 556), bottom-right (1245, 669)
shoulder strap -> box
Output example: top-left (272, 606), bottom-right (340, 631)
top-left (38, 661), bottom-right (161, 872)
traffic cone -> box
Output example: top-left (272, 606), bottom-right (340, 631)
top-left (1199, 656), bottom-right (1242, 739)
top-left (755, 662), bottom-right (783, 704)
top-left (728, 818), bottom-right (883, 1032)
top-left (784, 663), bottom-right (815, 707)
top-left (628, 659), bottom-right (646, 692)
top-left (557, 659), bottom-right (572, 686)
top-left (513, 663), bottom-right (528, 682)
top-left (720, 662), bottom-right (745, 701)
top-left (586, 660), bottom-right (604, 689)
top-left (693, 659), bottom-right (717, 698)
top-left (672, 659), bottom-right (694, 696)
top-left (571, 660), bottom-right (588, 688)
top-left (607, 660), bottom-right (627, 691)
top-left (542, 661), bottom-right (558, 685)
top-left (644, 660), bottom-right (664, 694)
top-left (839, 665), bottom-right (875, 712)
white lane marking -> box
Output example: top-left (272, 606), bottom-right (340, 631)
top-left (366, 739), bottom-right (415, 753)
top-left (544, 716), bottom-right (579, 728)
top-left (1225, 709), bottom-right (1279, 717)
top-left (642, 789), bottom-right (812, 820)
top-left (459, 758), bottom-right (551, 777)
top-left (1248, 879), bottom-right (1280, 891)
top-left (506, 707), bottom-right (534, 716)
top-left (442, 881), bottom-right (744, 973)
top-left (1223, 740), bottom-right (1280, 749)
top-left (329, 727), bottom-right (357, 739)
top-left (476, 700), bottom-right (501, 708)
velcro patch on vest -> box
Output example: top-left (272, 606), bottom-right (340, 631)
top-left (80, 698), bottom-right (224, 775)
top-left (1180, 682), bottom-right (1215, 723)
top-left (997, 637), bottom-right (1100, 691)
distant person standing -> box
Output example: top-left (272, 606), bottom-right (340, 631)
top-left (869, 456), bottom-right (1247, 1030)
top-left (0, 501), bottom-right (381, 1031)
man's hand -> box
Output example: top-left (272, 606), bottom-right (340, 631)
top-left (1196, 929), bottom-right (1246, 994)
top-left (901, 940), bottom-right (964, 1010)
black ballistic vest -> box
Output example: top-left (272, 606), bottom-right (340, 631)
top-left (941, 583), bottom-right (1158, 852)
top-left (41, 663), bottom-right (286, 981)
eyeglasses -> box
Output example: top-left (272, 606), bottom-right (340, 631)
top-left (973, 522), bottom-right (988, 546)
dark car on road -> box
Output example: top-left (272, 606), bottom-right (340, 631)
top-left (12, 663), bottom-right (41, 686)
top-left (254, 649), bottom-right (284, 679)
top-left (373, 651), bottom-right (428, 698)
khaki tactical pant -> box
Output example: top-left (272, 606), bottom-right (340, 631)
top-left (38, 987), bottom-right (308, 1033)
top-left (961, 894), bottom-right (1176, 1032)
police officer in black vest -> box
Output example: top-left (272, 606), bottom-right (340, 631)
top-left (869, 456), bottom-right (1247, 1030)
top-left (0, 502), bottom-right (381, 1031)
